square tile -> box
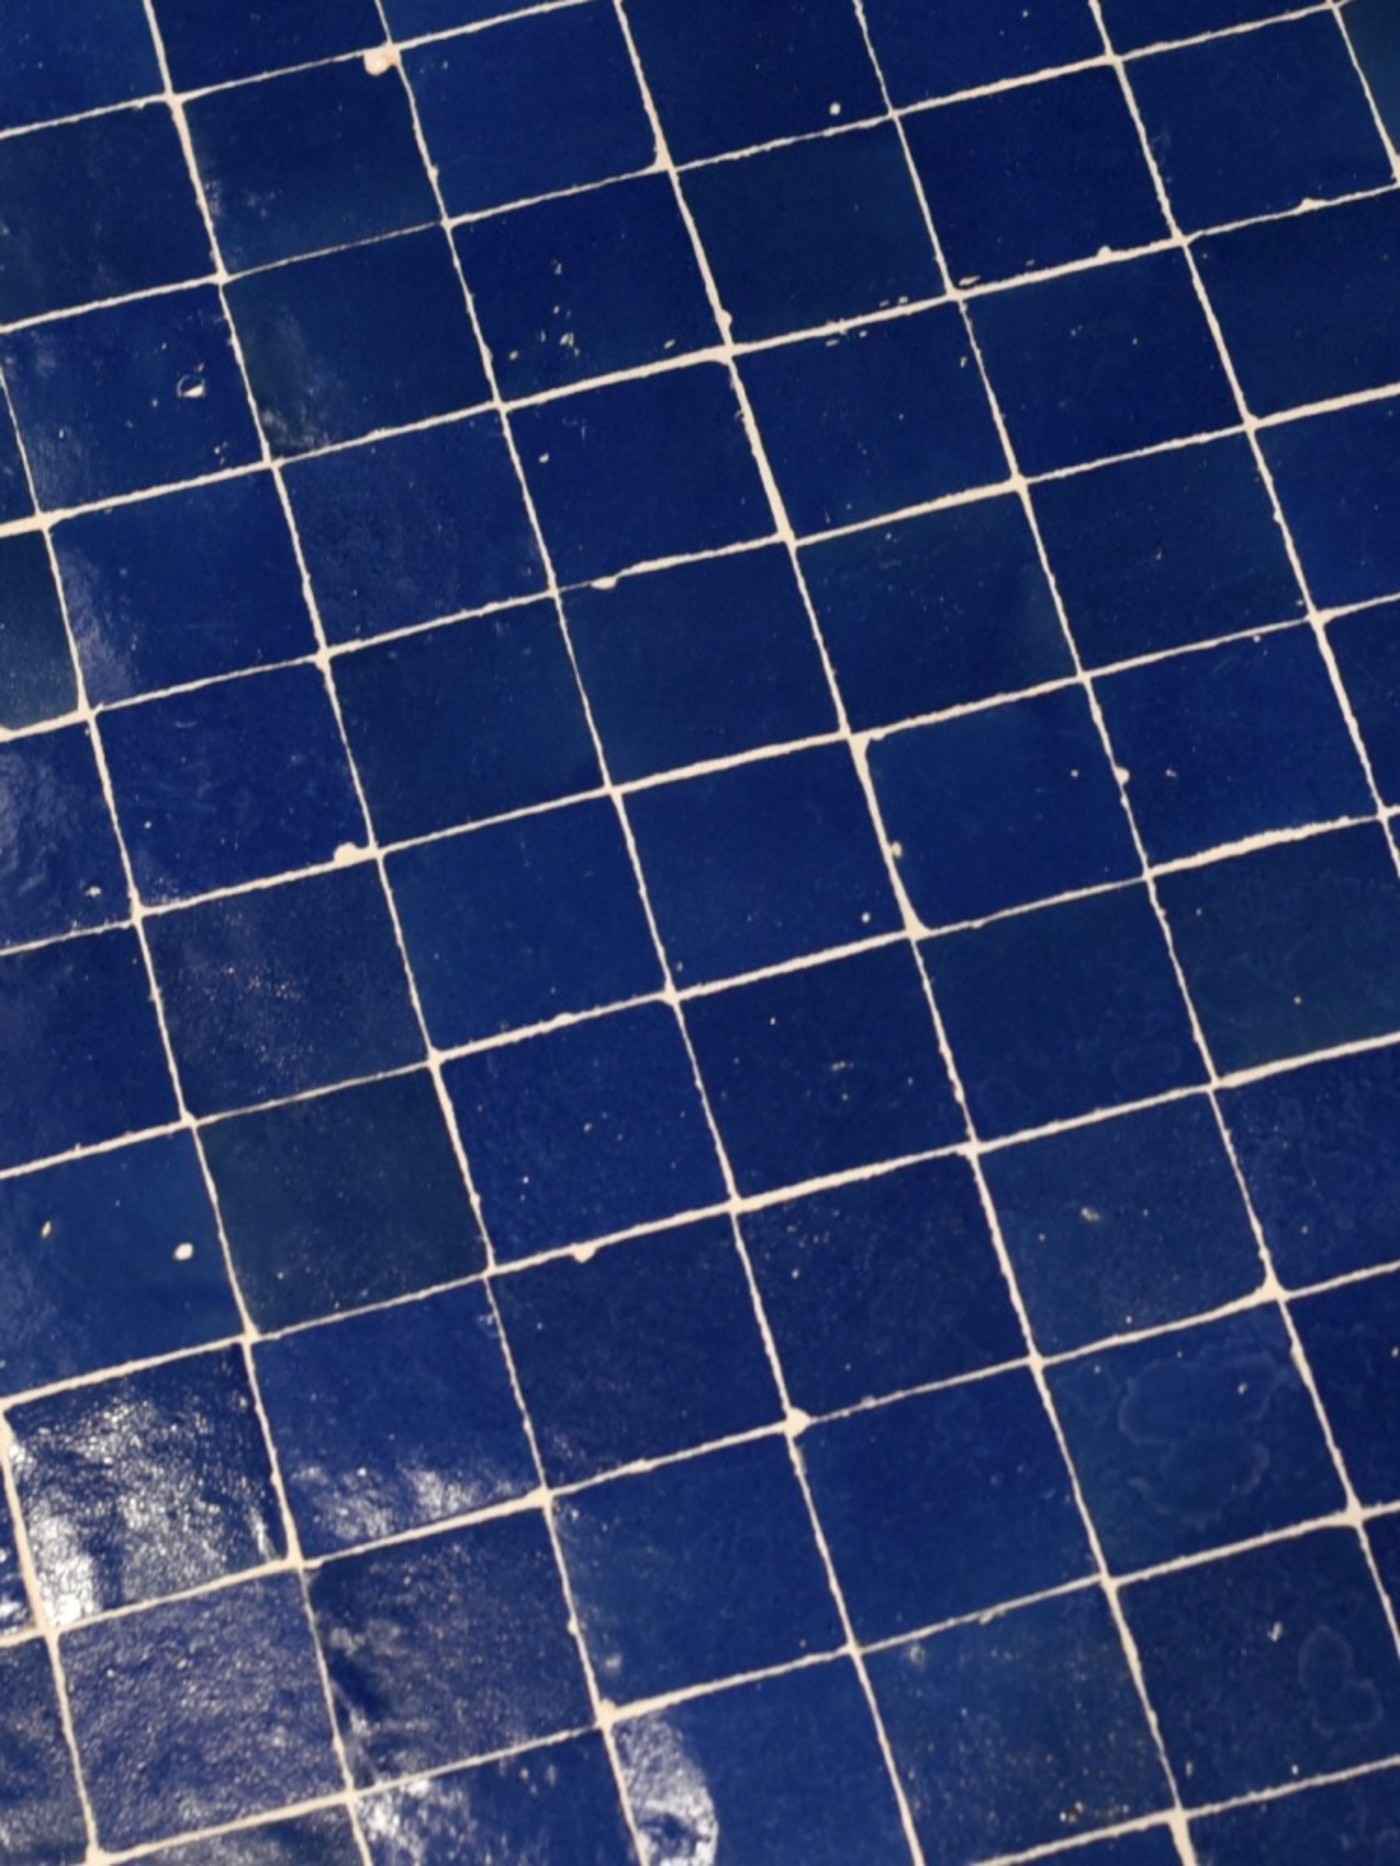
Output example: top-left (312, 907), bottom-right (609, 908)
top-left (0, 725), bottom-right (128, 947)
top-left (384, 0), bottom-right (542, 29)
top-left (1102, 0), bottom-right (1287, 50)
top-left (0, 533), bottom-right (76, 730)
top-left (0, 1641), bottom-right (85, 1865)
top-left (1192, 1768), bottom-right (1400, 1866)
top-left (0, 1485), bottom-right (27, 1631)
top-left (1054, 1835), bottom-right (1180, 1866)
top-left (0, 0), bottom-right (159, 132)
top-left (1331, 599), bottom-right (1400, 805)
top-left (8, 1346), bottom-right (283, 1624)
top-left (1346, 0), bottom-right (1400, 149)
top-left (143, 1810), bottom-right (357, 1865)
top-left (1294, 1270), bottom-right (1400, 1506)
top-left (152, 0), bottom-right (383, 88)
top-left (0, 392), bottom-right (32, 525)
top-left (869, 686), bottom-right (1138, 927)
top-left (1264, 397), bottom-right (1400, 610)
top-left (862, 0), bottom-right (1101, 105)
top-left (685, 946), bottom-right (963, 1195)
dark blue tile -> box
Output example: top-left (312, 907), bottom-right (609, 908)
top-left (801, 494), bottom-right (1072, 729)
top-left (335, 605), bottom-right (598, 841)
top-left (870, 1590), bottom-right (1169, 1864)
top-left (0, 725), bottom-right (127, 946)
top-left (0, 288), bottom-right (261, 509)
top-left (152, 0), bottom-right (382, 87)
top-left (1374, 1516), bottom-right (1400, 1641)
top-left (257, 1283), bottom-right (534, 1556)
top-left (1124, 1528), bottom-right (1400, 1800)
top-left (63, 1575), bottom-right (340, 1851)
top-left (0, 1641), bottom-right (85, 1865)
top-left (0, 0), bottom-right (159, 132)
top-left (985, 1098), bottom-right (1261, 1354)
top-left (516, 364), bottom-right (769, 583)
top-left (0, 534), bottom-right (75, 729)
top-left (926, 885), bottom-right (1203, 1138)
top-left (147, 867), bottom-right (423, 1116)
top-left (389, 799), bottom-right (660, 1045)
top-left (142, 1809), bottom-right (358, 1866)
top-left (1102, 0), bottom-right (1287, 50)
top-left (202, 1071), bottom-right (483, 1330)
top-left (1346, 0), bottom-right (1400, 153)
top-left (459, 174), bottom-right (716, 399)
top-left (557, 1437), bottom-right (841, 1701)
top-left (101, 666), bottom-right (363, 903)
top-left (1332, 600), bottom-right (1400, 806)
top-left (972, 251), bottom-right (1236, 475)
top-left (566, 545), bottom-right (835, 781)
top-left (863, 0), bottom-right (1100, 104)
top-left (870, 686), bottom-right (1138, 927)
top-left (1295, 1271), bottom-right (1400, 1506)
top-left (686, 946), bottom-right (963, 1195)
top-left (1158, 825), bottom-right (1400, 1074)
top-left (9, 1346), bottom-right (283, 1623)
top-left (406, 6), bottom-right (653, 215)
top-left (908, 68), bottom-right (1163, 285)
top-left (1193, 1767), bottom-right (1400, 1866)
top-left (684, 124), bottom-right (940, 342)
top-left (0, 392), bottom-right (32, 525)
top-left (744, 1155), bottom-right (1025, 1414)
top-left (496, 1217), bottom-right (780, 1484)
top-left (385, 0), bottom-right (540, 29)
top-left (446, 1003), bottom-right (724, 1259)
top-left (0, 108), bottom-right (209, 324)
top-left (0, 1484), bottom-right (26, 1631)
top-left (739, 306), bottom-right (1006, 533)
top-left (1053, 1834), bottom-right (1181, 1866)
top-left (311, 1513), bottom-right (590, 1781)
top-left (1265, 397), bottom-right (1400, 610)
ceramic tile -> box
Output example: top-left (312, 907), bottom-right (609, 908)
top-left (142, 1809), bottom-right (359, 1866)
top-left (0, 534), bottom-right (77, 730)
top-left (0, 1640), bottom-right (86, 1864)
top-left (1346, 0), bottom-right (1400, 152)
top-left (1102, 0), bottom-right (1287, 50)
top-left (1264, 394), bottom-right (1400, 610)
top-left (0, 725), bottom-right (128, 946)
top-left (0, 392), bottom-right (34, 525)
top-left (1331, 598), bottom-right (1400, 807)
top-left (151, 0), bottom-right (383, 89)
top-left (862, 0), bottom-right (1101, 105)
top-left (1055, 1835), bottom-right (1181, 1866)
top-left (0, 1482), bottom-right (28, 1631)
top-left (0, 0), bottom-right (159, 133)
top-left (1294, 1270), bottom-right (1400, 1507)
top-left (1191, 1766), bottom-right (1400, 1865)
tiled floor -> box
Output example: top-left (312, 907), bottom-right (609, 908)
top-left (2, 2), bottom-right (1400, 1861)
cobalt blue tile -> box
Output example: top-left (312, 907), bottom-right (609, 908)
top-left (805, 1371), bottom-right (1091, 1639)
top-left (1124, 1528), bottom-right (1400, 1800)
top-left (142, 1809), bottom-right (358, 1866)
top-left (201, 1071), bottom-right (483, 1331)
top-left (0, 0), bottom-right (159, 132)
top-left (616, 1661), bottom-right (908, 1866)
top-left (311, 1513), bottom-right (590, 1782)
top-left (870, 1590), bottom-right (1169, 1864)
top-left (187, 60), bottom-right (437, 273)
top-left (0, 534), bottom-right (75, 730)
top-left (63, 1574), bottom-right (340, 1850)
top-left (1193, 1767), bottom-right (1400, 1866)
top-left (1053, 1835), bottom-right (1180, 1866)
top-left (1101, 0), bottom-right (1288, 50)
top-left (907, 68), bottom-right (1163, 285)
top-left (0, 726), bottom-right (127, 947)
top-left (256, 1283), bottom-right (534, 1556)
top-left (334, 606), bottom-right (598, 842)
top-left (0, 1641), bottom-right (85, 1865)
top-left (152, 0), bottom-right (383, 87)
top-left (147, 867), bottom-right (423, 1115)
top-left (0, 929), bottom-right (176, 1171)
top-left (869, 0), bottom-right (1100, 103)
top-left (0, 1485), bottom-right (26, 1630)
top-left (286, 414), bottom-right (544, 643)
top-left (0, 288), bottom-right (261, 509)
top-left (101, 666), bottom-right (363, 904)
top-left (1265, 397), bottom-right (1400, 610)
top-left (458, 173), bottom-right (716, 399)
top-left (1098, 628), bottom-right (1371, 862)
top-left (630, 745), bottom-right (898, 984)
top-left (926, 885), bottom-right (1203, 1138)
top-left (985, 1098), bottom-right (1261, 1354)
top-left (556, 1437), bottom-right (841, 1701)
top-left (744, 1154), bottom-right (1025, 1414)
top-left (1295, 1271), bottom-right (1400, 1506)
top-left (801, 494), bottom-right (1072, 729)
top-left (972, 251), bottom-right (1236, 475)
top-left (388, 798), bottom-right (661, 1045)
top-left (385, 0), bottom-right (541, 29)
top-left (0, 392), bottom-right (32, 525)
top-left (495, 1217), bottom-right (780, 1484)
top-left (684, 124), bottom-right (941, 342)
top-left (446, 1003), bottom-right (725, 1259)
top-left (1346, 0), bottom-right (1400, 151)
top-left (0, 108), bottom-right (210, 323)
top-left (227, 230), bottom-right (487, 455)
top-left (515, 364), bottom-right (769, 583)
top-left (1333, 600), bottom-right (1400, 805)
top-left (686, 945), bottom-right (964, 1195)
top-left (1158, 826), bottom-right (1400, 1074)
top-left (870, 686), bottom-right (1138, 927)
top-left (739, 306), bottom-right (1006, 534)
top-left (406, 7), bottom-right (653, 215)
top-left (9, 1346), bottom-right (283, 1624)
top-left (565, 545), bottom-right (835, 781)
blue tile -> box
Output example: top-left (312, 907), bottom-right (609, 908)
top-left (927, 886), bottom-right (1202, 1137)
top-left (0, 288), bottom-right (261, 509)
top-left (801, 494), bottom-right (1072, 729)
top-left (1053, 1834), bottom-right (1181, 1866)
top-left (907, 68), bottom-right (1164, 285)
top-left (406, 7), bottom-right (653, 215)
top-left (1295, 1271), bottom-right (1400, 1506)
top-left (63, 1575), bottom-right (340, 1851)
top-left (743, 1155), bottom-right (1025, 1414)
top-left (870, 686), bottom-right (1138, 927)
top-left (147, 868), bottom-right (423, 1115)
top-left (1192, 1767), bottom-right (1400, 1866)
top-left (0, 1484), bottom-right (27, 1632)
top-left (0, 534), bottom-right (75, 729)
top-left (0, 725), bottom-right (127, 947)
top-left (201, 1072), bottom-right (484, 1330)
top-left (1265, 396), bottom-right (1400, 610)
top-left (495, 1217), bottom-right (780, 1484)
top-left (870, 1590), bottom-right (1169, 1864)
top-left (684, 124), bottom-right (940, 342)
top-left (389, 799), bottom-right (661, 1045)
top-left (9, 1346), bottom-right (283, 1623)
top-left (459, 174), bottom-right (716, 399)
top-left (385, 0), bottom-right (540, 29)
top-left (446, 1003), bottom-right (724, 1258)
top-left (0, 1641), bottom-right (86, 1864)
top-left (863, 0), bottom-right (1100, 105)
top-left (1101, 0), bottom-right (1288, 50)
top-left (0, 392), bottom-right (32, 525)
top-left (1346, 0), bottom-right (1400, 152)
top-left (311, 1513), bottom-right (590, 1782)
top-left (1332, 599), bottom-right (1400, 806)
top-left (152, 0), bottom-right (383, 87)
top-left (557, 1437), bottom-right (841, 1701)
top-left (972, 251), bottom-right (1236, 474)
top-left (1158, 825), bottom-right (1400, 1074)
top-left (142, 1810), bottom-right (358, 1866)
top-left (984, 1098), bottom-right (1261, 1354)
top-left (257, 1283), bottom-right (534, 1556)
top-left (686, 946), bottom-right (964, 1195)
top-left (739, 306), bottom-right (1006, 534)
top-left (0, 0), bottom-right (158, 131)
